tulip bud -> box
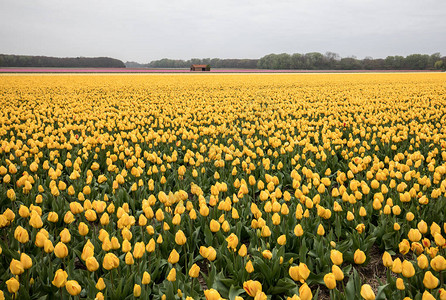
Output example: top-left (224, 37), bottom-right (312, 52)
top-left (382, 251), bottom-right (393, 268)
top-left (430, 255), bottom-right (446, 272)
top-left (401, 260), bottom-right (415, 278)
top-left (246, 260), bottom-right (254, 273)
top-left (298, 283), bottom-right (312, 300)
top-left (423, 271), bottom-right (439, 289)
top-left (96, 278), bottom-right (106, 290)
top-left (396, 278), bottom-right (405, 290)
top-left (175, 230), bottom-right (187, 246)
top-left (20, 253), bottom-right (32, 269)
top-left (360, 284), bottom-right (375, 300)
top-left (189, 263), bottom-right (200, 278)
top-left (66, 280), bottom-right (81, 296)
top-left (354, 249), bottom-right (366, 264)
top-left (277, 234), bottom-right (286, 246)
top-left (331, 250), bottom-right (343, 265)
top-left (54, 242), bottom-right (68, 258)
top-left (86, 257), bottom-right (99, 272)
top-left (324, 273), bottom-right (336, 289)
top-left (6, 277), bottom-right (20, 293)
top-left (167, 268), bottom-right (176, 282)
top-left (142, 272), bottom-right (151, 284)
top-left (52, 269), bottom-right (68, 288)
top-left (133, 284), bottom-right (141, 297)
top-left (103, 253), bottom-right (119, 270)
top-left (332, 265), bottom-right (344, 281)
top-left (9, 259), bottom-right (25, 275)
top-left (209, 219), bottom-right (220, 232)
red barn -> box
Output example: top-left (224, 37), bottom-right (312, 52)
top-left (190, 64), bottom-right (210, 71)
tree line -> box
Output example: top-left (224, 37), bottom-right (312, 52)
top-left (126, 58), bottom-right (259, 69)
top-left (127, 52), bottom-right (445, 70)
top-left (0, 54), bottom-right (126, 68)
top-left (257, 52), bottom-right (445, 70)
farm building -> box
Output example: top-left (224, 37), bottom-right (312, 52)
top-left (190, 64), bottom-right (210, 71)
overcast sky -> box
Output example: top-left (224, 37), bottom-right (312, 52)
top-left (1, 0), bottom-right (445, 63)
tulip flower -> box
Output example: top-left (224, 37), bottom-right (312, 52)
top-left (66, 280), bottom-right (81, 296)
top-left (86, 256), bottom-right (100, 272)
top-left (330, 250), bottom-right (343, 265)
top-left (96, 278), bottom-right (106, 290)
top-left (133, 242), bottom-right (146, 259)
top-left (298, 283), bottom-right (312, 300)
top-left (6, 277), bottom-right (20, 293)
top-left (20, 253), bottom-right (32, 269)
top-left (103, 253), bottom-right (119, 270)
top-left (246, 260), bottom-right (254, 273)
top-left (360, 284), bottom-right (375, 300)
top-left (430, 255), bottom-right (446, 271)
top-left (54, 242), bottom-right (68, 258)
top-left (9, 259), bottom-right (24, 275)
top-left (189, 264), bottom-right (200, 278)
top-left (209, 219), bottom-right (220, 232)
top-left (167, 268), bottom-right (176, 282)
top-left (423, 271), bottom-right (439, 289)
top-left (204, 289), bottom-right (222, 300)
top-left (396, 278), bottom-right (405, 290)
top-left (133, 284), bottom-right (141, 297)
top-left (401, 260), bottom-right (415, 278)
top-left (332, 265), bottom-right (344, 281)
top-left (354, 249), bottom-right (366, 264)
top-left (175, 230), bottom-right (187, 246)
top-left (226, 233), bottom-right (239, 251)
top-left (52, 269), bottom-right (68, 288)
top-left (243, 280), bottom-right (262, 297)
top-left (323, 272), bottom-right (336, 289)
top-left (168, 249), bottom-right (180, 264)
top-left (14, 226), bottom-right (29, 244)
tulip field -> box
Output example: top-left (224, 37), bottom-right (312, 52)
top-left (1, 73), bottom-right (446, 300)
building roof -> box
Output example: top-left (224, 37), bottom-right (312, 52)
top-left (191, 64), bottom-right (208, 68)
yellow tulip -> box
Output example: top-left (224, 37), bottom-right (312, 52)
top-left (168, 249), bottom-right (179, 264)
top-left (243, 280), bottom-right (262, 297)
top-left (52, 269), bottom-right (68, 288)
top-left (423, 271), bottom-right (439, 289)
top-left (96, 278), bottom-right (106, 290)
top-left (323, 272), bottom-right (336, 289)
top-left (175, 230), bottom-right (187, 246)
top-left (298, 283), bottom-right (312, 300)
top-left (103, 253), bottom-right (119, 270)
top-left (133, 284), bottom-right (141, 297)
top-left (204, 289), bottom-right (222, 300)
top-left (396, 278), bottom-right (405, 290)
top-left (66, 280), bottom-right (81, 296)
top-left (167, 268), bottom-right (176, 282)
top-left (331, 249), bottom-right (343, 265)
top-left (401, 260), bottom-right (415, 278)
top-left (189, 263), bottom-right (200, 278)
top-left (430, 255), bottom-right (446, 272)
top-left (354, 249), bottom-right (366, 264)
top-left (54, 242), bottom-right (68, 258)
top-left (9, 259), bottom-right (24, 275)
top-left (6, 277), bottom-right (20, 293)
top-left (20, 253), bottom-right (32, 269)
top-left (360, 284), bottom-right (375, 300)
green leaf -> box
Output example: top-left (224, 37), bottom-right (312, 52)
top-left (228, 285), bottom-right (245, 300)
top-left (375, 284), bottom-right (389, 300)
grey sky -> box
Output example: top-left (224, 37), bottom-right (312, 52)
top-left (1, 0), bottom-right (445, 63)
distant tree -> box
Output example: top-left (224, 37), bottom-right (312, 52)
top-left (434, 60), bottom-right (444, 70)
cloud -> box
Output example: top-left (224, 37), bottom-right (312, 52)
top-left (0, 0), bottom-right (445, 62)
